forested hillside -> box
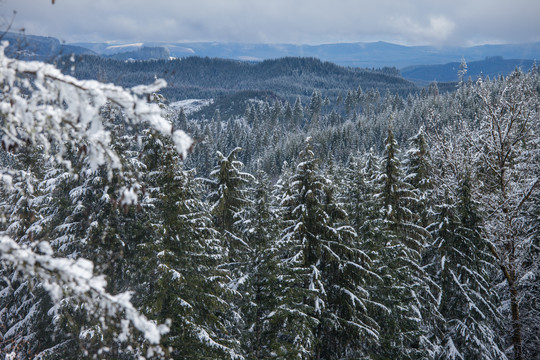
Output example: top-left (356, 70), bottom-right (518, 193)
top-left (0, 43), bottom-right (539, 360)
top-left (56, 55), bottom-right (416, 103)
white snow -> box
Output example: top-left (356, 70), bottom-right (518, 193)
top-left (106, 43), bottom-right (144, 50)
top-left (169, 99), bottom-right (213, 114)
top-left (0, 236), bottom-right (169, 345)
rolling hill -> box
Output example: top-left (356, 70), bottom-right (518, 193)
top-left (57, 55), bottom-right (418, 103)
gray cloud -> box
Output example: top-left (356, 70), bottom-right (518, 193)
top-left (2, 0), bottom-right (540, 45)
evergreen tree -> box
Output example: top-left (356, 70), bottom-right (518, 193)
top-left (238, 169), bottom-right (280, 358)
top-left (430, 173), bottom-right (506, 360)
top-left (369, 127), bottom-right (436, 359)
top-left (403, 127), bottom-right (434, 229)
top-left (292, 97), bottom-right (304, 129)
top-left (344, 150), bottom-right (380, 236)
top-left (205, 147), bottom-right (255, 355)
top-left (308, 90), bottom-right (323, 126)
top-left (273, 138), bottom-right (379, 359)
top-left (206, 148), bottom-right (250, 233)
top-left (138, 132), bottom-right (240, 359)
top-left (0, 148), bottom-right (61, 358)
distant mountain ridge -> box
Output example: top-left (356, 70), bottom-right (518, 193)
top-left (71, 40), bottom-right (540, 69)
top-left (3, 32), bottom-right (538, 92)
top-left (57, 55), bottom-right (417, 103)
top-left (402, 57), bottom-right (537, 85)
top-left (1, 32), bottom-right (96, 61)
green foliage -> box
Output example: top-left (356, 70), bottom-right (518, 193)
top-left (271, 138), bottom-right (380, 359)
top-left (366, 127), bottom-right (437, 359)
top-left (137, 132), bottom-right (239, 359)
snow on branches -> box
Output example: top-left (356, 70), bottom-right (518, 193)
top-left (0, 41), bottom-right (194, 354)
top-left (0, 41), bottom-right (192, 173)
top-left (0, 237), bottom-right (168, 345)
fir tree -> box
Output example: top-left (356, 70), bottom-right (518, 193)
top-left (138, 132), bottom-right (240, 359)
top-left (292, 97), bottom-right (304, 129)
top-left (403, 127), bottom-right (434, 229)
top-left (238, 169), bottom-right (280, 358)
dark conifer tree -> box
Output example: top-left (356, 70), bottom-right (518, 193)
top-left (238, 169), bottom-right (280, 358)
top-left (138, 132), bottom-right (240, 359)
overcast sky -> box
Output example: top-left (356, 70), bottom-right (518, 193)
top-left (2, 0), bottom-right (540, 46)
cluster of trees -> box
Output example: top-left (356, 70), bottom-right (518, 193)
top-left (1, 41), bottom-right (538, 360)
top-left (182, 74), bottom-right (454, 179)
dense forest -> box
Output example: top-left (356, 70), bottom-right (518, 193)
top-left (0, 43), bottom-right (539, 360)
top-left (55, 55), bottom-right (415, 103)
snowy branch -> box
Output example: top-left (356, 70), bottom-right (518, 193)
top-left (0, 236), bottom-right (169, 344)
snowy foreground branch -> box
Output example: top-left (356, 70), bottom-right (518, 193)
top-left (0, 237), bottom-right (169, 344)
top-left (0, 40), bottom-right (192, 173)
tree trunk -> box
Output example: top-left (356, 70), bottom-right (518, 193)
top-left (509, 281), bottom-right (523, 360)
top-left (487, 240), bottom-right (524, 360)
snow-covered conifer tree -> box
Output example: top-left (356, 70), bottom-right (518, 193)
top-left (137, 131), bottom-right (240, 359)
top-left (369, 126), bottom-right (437, 359)
top-left (272, 138), bottom-right (379, 359)
top-left (430, 173), bottom-right (506, 360)
top-left (0, 41), bottom-right (192, 358)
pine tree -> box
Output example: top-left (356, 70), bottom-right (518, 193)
top-left (308, 90), bottom-right (323, 127)
top-left (403, 127), bottom-right (434, 229)
top-left (138, 132), bottom-right (240, 359)
top-left (207, 147), bottom-right (254, 237)
top-left (238, 169), bottom-right (280, 358)
top-left (344, 150), bottom-right (380, 236)
top-left (205, 147), bottom-right (255, 355)
top-left (292, 97), bottom-right (304, 129)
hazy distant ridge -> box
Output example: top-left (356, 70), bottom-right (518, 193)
top-left (4, 32), bottom-right (538, 88)
top-left (402, 57), bottom-right (537, 85)
top-left (2, 32), bottom-right (96, 61)
top-left (71, 40), bottom-right (540, 68)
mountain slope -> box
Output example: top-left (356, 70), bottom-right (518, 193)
top-left (2, 32), bottom-right (96, 61)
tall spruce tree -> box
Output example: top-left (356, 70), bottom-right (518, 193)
top-left (430, 172), bottom-right (506, 360)
top-left (403, 127), bottom-right (434, 229)
top-left (205, 147), bottom-right (255, 354)
top-left (369, 127), bottom-right (437, 359)
top-left (137, 131), bottom-right (240, 359)
top-left (237, 169), bottom-right (280, 358)
top-left (272, 138), bottom-right (379, 359)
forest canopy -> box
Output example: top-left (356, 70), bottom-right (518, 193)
top-left (0, 41), bottom-right (539, 360)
